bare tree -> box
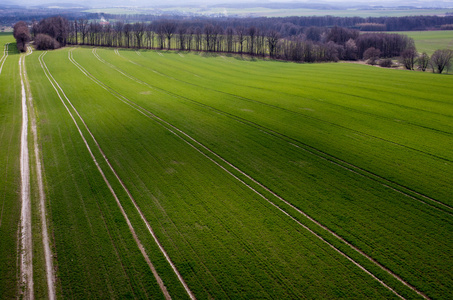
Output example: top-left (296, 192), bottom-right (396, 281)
top-left (186, 27), bottom-right (194, 51)
top-left (13, 21), bottom-right (30, 52)
top-left (344, 38), bottom-right (358, 60)
top-left (363, 47), bottom-right (381, 65)
top-left (226, 27), bottom-right (234, 53)
top-left (79, 19), bottom-right (89, 45)
top-left (236, 26), bottom-right (246, 54)
top-left (248, 26), bottom-right (257, 55)
top-left (267, 30), bottom-right (280, 58)
top-left (213, 25), bottom-right (223, 52)
top-left (204, 23), bottom-right (214, 51)
top-left (417, 52), bottom-right (429, 72)
top-left (134, 22), bottom-right (145, 49)
top-left (195, 27), bottom-right (202, 51)
top-left (177, 25), bottom-right (186, 51)
top-left (400, 48), bottom-right (417, 70)
top-left (114, 21), bottom-right (124, 47)
top-left (145, 24), bottom-right (154, 49)
top-left (162, 21), bottom-right (176, 50)
top-left (123, 23), bottom-right (132, 48)
top-left (430, 49), bottom-right (453, 73)
top-left (73, 20), bottom-right (78, 44)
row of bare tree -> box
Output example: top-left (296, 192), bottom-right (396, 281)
top-left (62, 19), bottom-right (415, 63)
top-left (13, 16), bottom-right (452, 72)
top-left (399, 49), bottom-right (453, 73)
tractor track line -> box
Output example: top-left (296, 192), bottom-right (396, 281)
top-left (39, 52), bottom-right (174, 300)
top-left (80, 48), bottom-right (431, 299)
top-left (19, 50), bottom-right (33, 300)
top-left (95, 48), bottom-right (452, 213)
top-left (0, 43), bottom-right (9, 74)
top-left (25, 46), bottom-right (57, 300)
top-left (124, 50), bottom-right (453, 138)
top-left (0, 43), bottom-right (11, 227)
top-left (69, 49), bottom-right (196, 300)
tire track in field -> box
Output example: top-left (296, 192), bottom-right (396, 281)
top-left (38, 52), bottom-right (177, 300)
top-left (25, 46), bottom-right (57, 300)
top-left (69, 49), bottom-right (197, 300)
top-left (0, 42), bottom-right (11, 227)
top-left (0, 43), bottom-right (9, 74)
top-left (94, 48), bottom-right (452, 213)
top-left (136, 54), bottom-right (453, 162)
top-left (19, 50), bottom-right (33, 300)
top-left (128, 50), bottom-right (453, 134)
top-left (81, 49), bottom-right (432, 300)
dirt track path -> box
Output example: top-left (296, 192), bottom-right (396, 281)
top-left (24, 46), bottom-right (56, 300)
top-left (19, 51), bottom-right (33, 300)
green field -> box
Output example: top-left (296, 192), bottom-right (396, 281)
top-left (397, 30), bottom-right (453, 55)
top-left (1, 38), bottom-right (452, 299)
top-left (0, 33), bottom-right (21, 299)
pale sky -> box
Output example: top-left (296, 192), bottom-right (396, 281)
top-left (4, 0), bottom-right (453, 8)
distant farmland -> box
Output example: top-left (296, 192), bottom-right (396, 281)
top-left (1, 38), bottom-right (452, 299)
top-left (396, 30), bottom-right (453, 55)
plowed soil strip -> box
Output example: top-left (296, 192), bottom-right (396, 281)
top-left (39, 51), bottom-right (179, 300)
top-left (68, 49), bottom-right (195, 300)
top-left (80, 49), bottom-right (428, 299)
top-left (19, 53), bottom-right (33, 300)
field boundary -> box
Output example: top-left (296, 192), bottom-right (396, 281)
top-left (79, 47), bottom-right (434, 299)
top-left (38, 51), bottom-right (177, 300)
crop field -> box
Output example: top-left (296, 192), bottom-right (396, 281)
top-left (0, 33), bottom-right (23, 299)
top-left (1, 39), bottom-right (452, 299)
top-left (398, 30), bottom-right (453, 55)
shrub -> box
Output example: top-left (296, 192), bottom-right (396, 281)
top-left (34, 34), bottom-right (60, 50)
top-left (379, 58), bottom-right (393, 68)
top-left (363, 47), bottom-right (381, 65)
top-left (440, 24), bottom-right (453, 30)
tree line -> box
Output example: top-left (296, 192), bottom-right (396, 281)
top-left (61, 18), bottom-right (415, 62)
top-left (13, 16), bottom-right (453, 73)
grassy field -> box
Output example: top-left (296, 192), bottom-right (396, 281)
top-left (0, 33), bottom-right (21, 300)
top-left (400, 30), bottom-right (453, 55)
top-left (1, 39), bottom-right (452, 298)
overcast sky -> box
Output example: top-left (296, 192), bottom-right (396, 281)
top-left (4, 0), bottom-right (453, 7)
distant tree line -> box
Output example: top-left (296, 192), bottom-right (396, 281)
top-left (94, 14), bottom-right (453, 33)
top-left (13, 16), bottom-right (453, 72)
top-left (4, 8), bottom-right (453, 32)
